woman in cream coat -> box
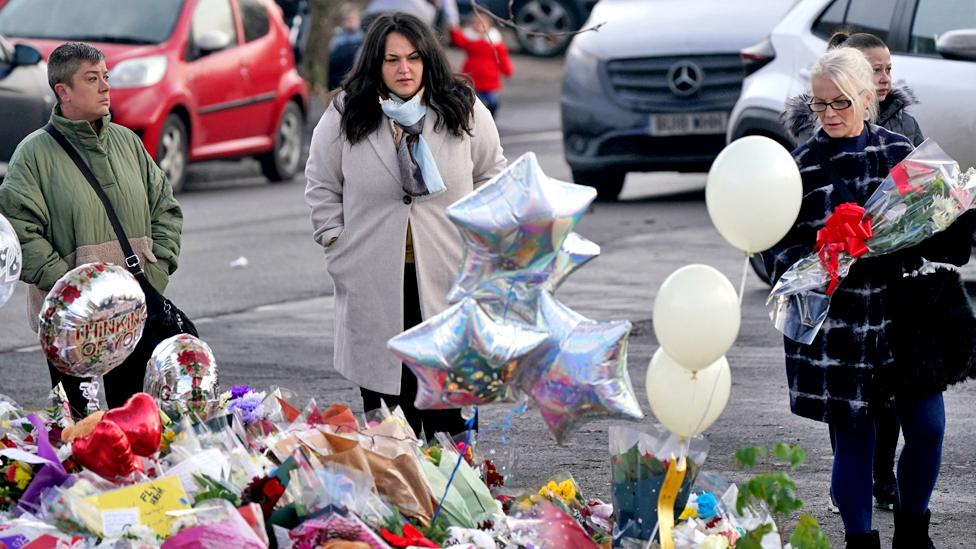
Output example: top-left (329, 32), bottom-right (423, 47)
top-left (305, 12), bottom-right (506, 436)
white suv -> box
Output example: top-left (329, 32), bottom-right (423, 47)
top-left (728, 0), bottom-right (976, 169)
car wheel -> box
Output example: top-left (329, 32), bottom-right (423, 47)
top-left (260, 101), bottom-right (304, 183)
top-left (572, 169), bottom-right (625, 202)
top-left (513, 0), bottom-right (580, 57)
top-left (157, 114), bottom-right (188, 193)
top-left (750, 253), bottom-right (772, 286)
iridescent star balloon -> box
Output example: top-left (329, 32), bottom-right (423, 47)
top-left (480, 232), bottom-right (601, 322)
top-left (519, 292), bottom-right (644, 443)
top-left (388, 298), bottom-right (554, 409)
top-left (446, 153), bottom-right (597, 306)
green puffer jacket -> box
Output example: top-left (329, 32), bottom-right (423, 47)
top-left (0, 107), bottom-right (183, 330)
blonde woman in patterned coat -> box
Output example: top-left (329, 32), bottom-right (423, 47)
top-left (762, 48), bottom-right (970, 549)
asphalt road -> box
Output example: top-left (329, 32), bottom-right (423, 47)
top-left (1, 53), bottom-right (974, 547)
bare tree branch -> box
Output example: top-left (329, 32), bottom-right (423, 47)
top-left (469, 0), bottom-right (605, 39)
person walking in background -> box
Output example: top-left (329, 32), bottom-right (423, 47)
top-left (763, 47), bottom-right (973, 549)
top-left (783, 31), bottom-right (925, 515)
top-left (306, 13), bottom-right (505, 438)
top-left (328, 3), bottom-right (364, 91)
top-left (0, 42), bottom-right (183, 418)
top-left (450, 13), bottom-right (513, 116)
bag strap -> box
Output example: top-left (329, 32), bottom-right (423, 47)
top-left (43, 123), bottom-right (144, 276)
top-left (808, 137), bottom-right (858, 205)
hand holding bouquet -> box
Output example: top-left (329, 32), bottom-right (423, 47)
top-left (768, 139), bottom-right (976, 343)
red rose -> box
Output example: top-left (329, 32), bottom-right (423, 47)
top-left (92, 264), bottom-right (107, 273)
top-left (60, 285), bottom-right (81, 304)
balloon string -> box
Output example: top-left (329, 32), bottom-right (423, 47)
top-left (738, 253), bottom-right (750, 305)
top-left (690, 366), bottom-right (724, 438)
top-left (79, 379), bottom-right (100, 414)
top-left (431, 407), bottom-right (478, 525)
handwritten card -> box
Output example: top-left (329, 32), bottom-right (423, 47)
top-left (85, 476), bottom-right (190, 538)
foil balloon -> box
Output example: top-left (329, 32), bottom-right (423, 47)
top-left (446, 152), bottom-right (597, 306)
top-left (144, 334), bottom-right (219, 418)
top-left (519, 292), bottom-right (644, 443)
top-left (0, 213), bottom-right (22, 309)
top-left (71, 418), bottom-right (143, 480)
top-left (388, 297), bottom-right (554, 409)
top-left (39, 263), bottom-right (147, 378)
top-left (480, 232), bottom-right (601, 322)
top-left (103, 393), bottom-right (162, 456)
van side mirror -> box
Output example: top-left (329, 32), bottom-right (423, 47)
top-left (12, 43), bottom-right (42, 66)
top-left (936, 29), bottom-right (976, 61)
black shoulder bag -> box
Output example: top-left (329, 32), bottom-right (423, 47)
top-left (43, 124), bottom-right (198, 351)
top-left (811, 138), bottom-right (976, 393)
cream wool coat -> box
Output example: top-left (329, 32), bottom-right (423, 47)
top-left (305, 94), bottom-right (506, 394)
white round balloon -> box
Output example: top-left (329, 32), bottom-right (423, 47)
top-left (645, 348), bottom-right (731, 438)
top-left (0, 214), bottom-right (22, 310)
top-left (653, 264), bottom-right (740, 371)
top-left (706, 135), bottom-right (802, 253)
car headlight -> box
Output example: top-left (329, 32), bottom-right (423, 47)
top-left (564, 43), bottom-right (603, 96)
top-left (108, 55), bottom-right (167, 89)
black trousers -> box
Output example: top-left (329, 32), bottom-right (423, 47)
top-left (360, 263), bottom-right (474, 439)
top-left (47, 332), bottom-right (153, 418)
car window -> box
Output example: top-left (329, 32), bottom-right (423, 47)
top-left (0, 0), bottom-right (182, 43)
top-left (844, 0), bottom-right (898, 43)
top-left (910, 0), bottom-right (976, 55)
top-left (812, 0), bottom-right (848, 39)
top-left (192, 0), bottom-right (239, 48)
top-left (239, 0), bottom-right (270, 42)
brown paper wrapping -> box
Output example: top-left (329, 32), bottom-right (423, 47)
top-left (321, 432), bottom-right (436, 526)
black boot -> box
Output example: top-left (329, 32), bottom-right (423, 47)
top-left (893, 509), bottom-right (936, 549)
top-left (845, 530), bottom-right (881, 549)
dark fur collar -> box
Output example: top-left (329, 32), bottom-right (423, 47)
top-left (781, 86), bottom-right (919, 140)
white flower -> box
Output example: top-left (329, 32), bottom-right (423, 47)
top-left (931, 195), bottom-right (962, 231)
top-left (696, 534), bottom-right (730, 549)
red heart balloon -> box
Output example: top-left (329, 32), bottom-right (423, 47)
top-left (71, 419), bottom-right (143, 479)
top-left (103, 393), bottom-right (162, 456)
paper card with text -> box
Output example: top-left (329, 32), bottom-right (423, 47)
top-left (85, 476), bottom-right (191, 538)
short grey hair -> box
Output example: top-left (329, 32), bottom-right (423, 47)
top-left (48, 42), bottom-right (105, 96)
top-left (809, 47), bottom-right (878, 123)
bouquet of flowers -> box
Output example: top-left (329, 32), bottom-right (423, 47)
top-left (610, 424), bottom-right (709, 547)
top-left (768, 139), bottom-right (976, 343)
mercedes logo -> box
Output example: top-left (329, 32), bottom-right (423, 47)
top-left (667, 61), bottom-right (704, 97)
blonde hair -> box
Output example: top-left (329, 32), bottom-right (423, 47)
top-left (809, 47), bottom-right (878, 123)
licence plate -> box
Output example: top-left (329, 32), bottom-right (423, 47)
top-left (648, 112), bottom-right (728, 136)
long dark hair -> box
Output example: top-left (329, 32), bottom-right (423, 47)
top-left (338, 13), bottom-right (474, 144)
top-left (827, 30), bottom-right (887, 51)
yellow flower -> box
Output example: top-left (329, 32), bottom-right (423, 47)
top-left (557, 479), bottom-right (577, 501)
top-left (679, 506), bottom-right (699, 520)
top-left (13, 463), bottom-right (32, 490)
top-left (539, 480), bottom-right (559, 498)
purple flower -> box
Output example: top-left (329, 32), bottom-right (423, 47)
top-left (230, 384), bottom-right (255, 400)
top-left (227, 392), bottom-right (264, 425)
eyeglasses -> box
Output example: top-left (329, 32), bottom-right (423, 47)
top-left (808, 99), bottom-right (853, 112)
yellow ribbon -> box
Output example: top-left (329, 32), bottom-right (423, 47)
top-left (656, 454), bottom-right (687, 549)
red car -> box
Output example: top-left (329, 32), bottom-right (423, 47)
top-left (0, 0), bottom-right (308, 192)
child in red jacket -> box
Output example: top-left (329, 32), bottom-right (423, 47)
top-left (451, 15), bottom-right (513, 115)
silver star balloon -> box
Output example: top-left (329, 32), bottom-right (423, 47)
top-left (520, 291), bottom-right (644, 443)
top-left (446, 153), bottom-right (597, 306)
top-left (480, 232), bottom-right (601, 322)
top-left (388, 297), bottom-right (554, 409)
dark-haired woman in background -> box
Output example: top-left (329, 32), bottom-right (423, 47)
top-left (783, 31), bottom-right (923, 515)
top-left (305, 13), bottom-right (506, 438)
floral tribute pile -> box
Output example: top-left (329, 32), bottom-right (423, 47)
top-left (0, 387), bottom-right (782, 549)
